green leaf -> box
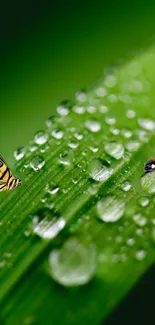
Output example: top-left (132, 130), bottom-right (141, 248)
top-left (1, 48), bottom-right (155, 325)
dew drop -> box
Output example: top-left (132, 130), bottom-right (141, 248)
top-left (126, 109), bottom-right (136, 119)
top-left (29, 145), bottom-right (38, 152)
top-left (85, 120), bottom-right (101, 132)
top-left (52, 129), bottom-right (64, 139)
top-left (126, 238), bottom-right (135, 246)
top-left (89, 146), bottom-right (99, 153)
top-left (96, 87), bottom-right (107, 97)
top-left (104, 75), bottom-right (116, 88)
top-left (46, 184), bottom-right (59, 195)
top-left (105, 116), bottom-right (116, 125)
top-left (75, 90), bottom-right (87, 103)
top-left (57, 101), bottom-right (70, 116)
top-left (99, 105), bottom-right (108, 114)
top-left (121, 181), bottom-right (132, 192)
top-left (48, 237), bottom-right (97, 287)
top-left (68, 139), bottom-right (79, 149)
top-left (86, 106), bottom-right (96, 113)
top-left (14, 147), bottom-right (26, 160)
top-left (29, 155), bottom-right (45, 171)
top-left (73, 105), bottom-right (85, 114)
top-left (74, 132), bottom-right (83, 140)
top-left (126, 140), bottom-right (140, 152)
top-left (141, 172), bottom-right (155, 194)
top-left (46, 116), bottom-right (56, 128)
top-left (32, 208), bottom-right (65, 239)
top-left (34, 131), bottom-right (49, 145)
top-left (138, 197), bottom-right (149, 207)
top-left (59, 149), bottom-right (74, 165)
top-left (121, 129), bottom-right (133, 139)
top-left (88, 158), bottom-right (113, 182)
top-left (133, 213), bottom-right (147, 227)
top-left (104, 142), bottom-right (124, 160)
top-left (135, 249), bottom-right (147, 261)
top-left (96, 196), bottom-right (125, 222)
top-left (138, 118), bottom-right (155, 131)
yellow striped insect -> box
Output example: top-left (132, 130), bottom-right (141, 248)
top-left (0, 157), bottom-right (21, 191)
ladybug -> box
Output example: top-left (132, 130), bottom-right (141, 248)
top-left (142, 158), bottom-right (155, 177)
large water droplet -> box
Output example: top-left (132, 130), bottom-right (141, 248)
top-left (48, 238), bottom-right (97, 287)
top-left (59, 149), bottom-right (74, 165)
top-left (85, 120), bottom-right (101, 132)
top-left (30, 155), bottom-right (45, 171)
top-left (88, 158), bottom-right (113, 182)
top-left (104, 142), bottom-right (124, 160)
top-left (97, 196), bottom-right (125, 222)
top-left (34, 131), bottom-right (49, 145)
top-left (14, 147), bottom-right (26, 160)
top-left (138, 118), bottom-right (155, 131)
top-left (32, 208), bottom-right (65, 239)
top-left (141, 172), bottom-right (155, 194)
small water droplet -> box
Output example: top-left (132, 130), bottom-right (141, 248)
top-left (110, 127), bottom-right (120, 135)
top-left (76, 90), bottom-right (87, 103)
top-left (72, 178), bottom-right (78, 184)
top-left (89, 146), bottom-right (99, 153)
top-left (138, 197), bottom-right (149, 207)
top-left (30, 155), bottom-right (45, 171)
top-left (74, 132), bottom-right (83, 140)
top-left (32, 208), bottom-right (65, 239)
top-left (59, 149), bottom-right (74, 165)
top-left (46, 116), bottom-right (56, 128)
top-left (86, 106), bottom-right (96, 114)
top-left (133, 213), bottom-right (147, 227)
top-left (105, 116), bottom-right (116, 125)
top-left (85, 120), bottom-right (101, 132)
top-left (68, 139), bottom-right (79, 149)
top-left (126, 109), bottom-right (136, 119)
top-left (135, 249), bottom-right (146, 261)
top-left (14, 147), bottom-right (26, 160)
top-left (104, 75), bottom-right (116, 88)
top-left (126, 238), bottom-right (135, 246)
top-left (34, 131), bottom-right (48, 145)
top-left (46, 184), bottom-right (59, 195)
top-left (121, 129), bottom-right (133, 139)
top-left (141, 172), bottom-right (155, 194)
top-left (104, 142), bottom-right (124, 160)
top-left (97, 196), bottom-right (125, 222)
top-left (29, 145), bottom-right (38, 152)
top-left (121, 181), bottom-right (132, 191)
top-left (48, 237), bottom-right (97, 287)
top-left (73, 105), bottom-right (85, 114)
top-left (138, 118), bottom-right (155, 131)
top-left (96, 87), bottom-right (107, 97)
top-left (99, 105), bottom-right (108, 114)
top-left (126, 140), bottom-right (140, 152)
top-left (107, 94), bottom-right (118, 103)
top-left (52, 129), bottom-right (64, 139)
top-left (57, 100), bottom-right (70, 116)
top-left (136, 129), bottom-right (149, 143)
top-left (88, 158), bottom-right (113, 182)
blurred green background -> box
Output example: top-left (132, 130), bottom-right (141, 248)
top-left (1, 0), bottom-right (155, 162)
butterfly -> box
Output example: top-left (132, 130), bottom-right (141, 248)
top-left (0, 156), bottom-right (21, 191)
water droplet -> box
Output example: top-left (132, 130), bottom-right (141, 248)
top-left (73, 105), bottom-right (85, 114)
top-left (99, 105), bottom-right (108, 114)
top-left (138, 118), bottom-right (155, 131)
top-left (48, 238), bottom-right (97, 287)
top-left (29, 145), bottom-right (38, 152)
top-left (141, 172), bottom-right (155, 194)
top-left (104, 75), bottom-right (116, 88)
top-left (46, 116), bottom-right (56, 128)
top-left (52, 129), bottom-right (64, 139)
top-left (126, 238), bottom-right (135, 246)
top-left (104, 142), bottom-right (124, 160)
top-left (133, 213), bottom-right (147, 227)
top-left (121, 181), bottom-right (132, 191)
top-left (126, 140), bottom-right (140, 152)
top-left (46, 184), bottom-right (59, 195)
top-left (110, 127), bottom-right (120, 135)
top-left (121, 129), bottom-right (132, 139)
top-left (74, 132), bottom-right (83, 140)
top-left (126, 109), bottom-right (136, 119)
top-left (72, 178), bottom-right (78, 184)
top-left (96, 196), bottom-right (125, 222)
top-left (88, 158), bottom-right (113, 182)
top-left (57, 101), bottom-right (70, 116)
top-left (76, 90), bottom-right (87, 103)
top-left (138, 197), bottom-right (149, 207)
top-left (68, 139), bottom-right (79, 149)
top-left (30, 155), bottom-right (45, 171)
top-left (85, 120), bottom-right (101, 132)
top-left (105, 117), bottom-right (116, 125)
top-left (89, 146), bottom-right (99, 153)
top-left (32, 208), bottom-right (65, 239)
top-left (86, 106), bottom-right (96, 114)
top-left (107, 94), bottom-right (118, 103)
top-left (14, 147), bottom-right (26, 160)
top-left (96, 87), bottom-right (107, 97)
top-left (34, 131), bottom-right (48, 145)
top-left (59, 149), bottom-right (74, 165)
top-left (135, 249), bottom-right (146, 261)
